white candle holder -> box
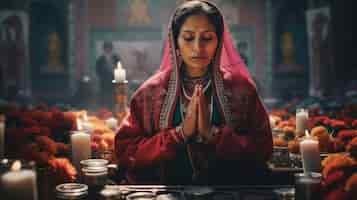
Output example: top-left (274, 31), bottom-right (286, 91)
top-left (112, 80), bottom-right (129, 123)
top-left (80, 159), bottom-right (109, 187)
top-left (295, 172), bottom-right (322, 200)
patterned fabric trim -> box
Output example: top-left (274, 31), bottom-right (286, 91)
top-left (159, 31), bottom-right (179, 129)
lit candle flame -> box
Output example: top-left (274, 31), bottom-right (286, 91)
top-left (117, 62), bottom-right (122, 69)
top-left (83, 112), bottom-right (88, 121)
top-left (305, 130), bottom-right (310, 137)
top-left (11, 160), bottom-right (21, 171)
top-left (77, 118), bottom-right (83, 131)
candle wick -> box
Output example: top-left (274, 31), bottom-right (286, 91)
top-left (83, 113), bottom-right (88, 122)
top-left (77, 118), bottom-right (83, 131)
top-left (11, 160), bottom-right (22, 171)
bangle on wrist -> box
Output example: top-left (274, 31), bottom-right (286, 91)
top-left (176, 125), bottom-right (188, 143)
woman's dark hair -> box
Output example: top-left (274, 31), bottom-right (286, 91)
top-left (172, 1), bottom-right (223, 46)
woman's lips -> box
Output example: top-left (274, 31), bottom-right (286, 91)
top-left (191, 56), bottom-right (208, 61)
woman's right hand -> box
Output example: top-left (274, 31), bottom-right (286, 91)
top-left (181, 85), bottom-right (200, 139)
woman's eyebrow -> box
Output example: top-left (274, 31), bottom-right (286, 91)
top-left (181, 29), bottom-right (215, 33)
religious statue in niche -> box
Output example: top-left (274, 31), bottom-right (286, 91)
top-left (128, 0), bottom-right (152, 26)
top-left (276, 32), bottom-right (302, 73)
top-left (41, 31), bottom-right (64, 74)
top-left (0, 11), bottom-right (27, 97)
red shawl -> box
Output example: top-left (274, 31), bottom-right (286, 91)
top-left (115, 0), bottom-right (272, 184)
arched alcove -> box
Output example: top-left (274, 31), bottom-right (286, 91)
top-left (272, 0), bottom-right (309, 100)
top-left (29, 0), bottom-right (71, 103)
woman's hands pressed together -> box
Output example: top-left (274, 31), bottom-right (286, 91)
top-left (197, 85), bottom-right (212, 141)
top-left (181, 84), bottom-right (212, 142)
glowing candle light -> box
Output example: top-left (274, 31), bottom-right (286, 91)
top-left (114, 62), bottom-right (126, 83)
top-left (296, 108), bottom-right (309, 137)
top-left (1, 160), bottom-right (38, 200)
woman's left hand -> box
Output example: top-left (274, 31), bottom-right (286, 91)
top-left (197, 85), bottom-right (212, 141)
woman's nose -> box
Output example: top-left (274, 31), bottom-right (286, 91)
top-left (193, 39), bottom-right (203, 52)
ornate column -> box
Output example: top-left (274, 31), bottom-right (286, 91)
top-left (265, 0), bottom-right (274, 97)
top-left (67, 0), bottom-right (76, 96)
top-left (74, 0), bottom-right (90, 93)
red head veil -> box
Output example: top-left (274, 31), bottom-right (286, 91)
top-left (156, 0), bottom-right (256, 129)
top-left (159, 0), bottom-right (254, 82)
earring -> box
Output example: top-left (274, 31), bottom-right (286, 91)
top-left (176, 50), bottom-right (182, 67)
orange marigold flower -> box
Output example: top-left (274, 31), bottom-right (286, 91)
top-left (34, 135), bottom-right (58, 155)
top-left (345, 173), bottom-right (357, 195)
top-left (337, 130), bottom-right (357, 143)
top-left (322, 170), bottom-right (345, 188)
top-left (322, 154), bottom-right (356, 178)
top-left (56, 142), bottom-right (69, 155)
top-left (346, 137), bottom-right (357, 155)
top-left (48, 158), bottom-right (77, 183)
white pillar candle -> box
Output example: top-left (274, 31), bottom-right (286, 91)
top-left (296, 108), bottom-right (309, 136)
top-left (71, 131), bottom-right (91, 170)
top-left (0, 115), bottom-right (5, 158)
top-left (114, 62), bottom-right (126, 83)
top-left (105, 117), bottom-right (118, 130)
top-left (1, 161), bottom-right (38, 200)
top-left (300, 132), bottom-right (321, 174)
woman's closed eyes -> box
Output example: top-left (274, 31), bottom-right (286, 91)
top-left (183, 36), bottom-right (214, 43)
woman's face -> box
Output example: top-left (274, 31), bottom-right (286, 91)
top-left (177, 14), bottom-right (218, 75)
